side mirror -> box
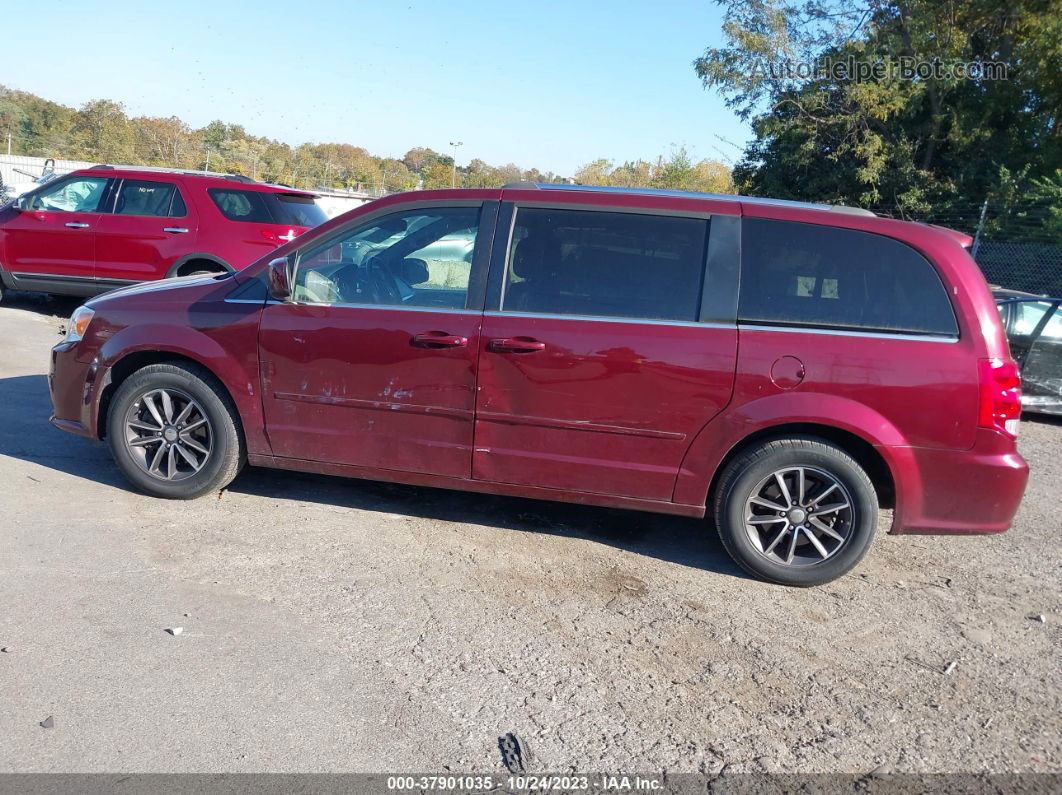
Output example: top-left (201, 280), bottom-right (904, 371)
top-left (12, 195), bottom-right (29, 212)
top-left (267, 255), bottom-right (294, 301)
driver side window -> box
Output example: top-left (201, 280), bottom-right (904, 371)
top-left (31, 176), bottom-right (110, 213)
top-left (293, 207), bottom-right (480, 310)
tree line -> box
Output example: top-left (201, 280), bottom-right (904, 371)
top-left (695, 0), bottom-right (1062, 242)
top-left (0, 84), bottom-right (734, 196)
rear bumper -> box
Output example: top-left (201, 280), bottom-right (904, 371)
top-left (49, 342), bottom-right (107, 439)
top-left (887, 428), bottom-right (1029, 535)
top-left (1021, 394), bottom-right (1062, 416)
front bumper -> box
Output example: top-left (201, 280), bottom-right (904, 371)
top-left (49, 342), bottom-right (107, 439)
top-left (888, 428), bottom-right (1029, 535)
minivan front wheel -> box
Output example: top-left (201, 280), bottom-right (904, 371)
top-left (107, 363), bottom-right (244, 499)
top-left (713, 437), bottom-right (877, 586)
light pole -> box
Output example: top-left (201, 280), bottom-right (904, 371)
top-left (449, 141), bottom-right (463, 188)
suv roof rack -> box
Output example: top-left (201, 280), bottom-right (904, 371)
top-left (501, 182), bottom-right (876, 217)
top-left (86, 164), bottom-right (258, 184)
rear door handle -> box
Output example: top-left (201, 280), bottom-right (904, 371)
top-left (164, 227), bottom-right (190, 233)
top-left (412, 332), bottom-right (469, 349)
top-left (64, 222), bottom-right (90, 229)
top-left (488, 337), bottom-right (546, 353)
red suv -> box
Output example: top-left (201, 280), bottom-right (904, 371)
top-left (0, 165), bottom-right (325, 299)
top-left (48, 184), bottom-right (1029, 585)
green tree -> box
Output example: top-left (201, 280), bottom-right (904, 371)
top-left (72, 99), bottom-right (135, 162)
top-left (574, 150), bottom-right (734, 192)
top-left (696, 0), bottom-right (1062, 218)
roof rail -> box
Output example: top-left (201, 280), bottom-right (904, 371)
top-left (83, 163), bottom-right (260, 184)
top-left (501, 182), bottom-right (875, 217)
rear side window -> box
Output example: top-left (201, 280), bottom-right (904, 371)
top-left (739, 219), bottom-right (958, 336)
top-left (502, 208), bottom-right (708, 322)
top-left (115, 180), bottom-right (185, 217)
top-left (209, 189), bottom-right (326, 227)
top-left (209, 189), bottom-right (272, 223)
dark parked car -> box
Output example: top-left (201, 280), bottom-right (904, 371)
top-left (49, 184), bottom-right (1029, 586)
top-left (0, 165), bottom-right (326, 300)
top-left (994, 288), bottom-right (1062, 415)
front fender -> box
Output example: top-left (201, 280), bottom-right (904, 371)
top-left (94, 321), bottom-right (268, 455)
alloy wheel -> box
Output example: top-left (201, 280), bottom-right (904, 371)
top-left (123, 388), bottom-right (213, 482)
top-left (743, 466), bottom-right (854, 567)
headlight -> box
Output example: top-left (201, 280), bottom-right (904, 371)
top-left (64, 305), bottom-right (95, 344)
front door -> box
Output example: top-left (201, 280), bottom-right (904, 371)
top-left (259, 202), bottom-right (495, 478)
top-left (473, 205), bottom-right (738, 501)
top-left (3, 175), bottom-right (111, 290)
top-left (95, 178), bottom-right (198, 285)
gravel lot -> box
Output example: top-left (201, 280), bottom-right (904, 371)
top-left (0, 293), bottom-right (1059, 774)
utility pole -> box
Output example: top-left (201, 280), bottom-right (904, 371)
top-left (971, 198), bottom-right (989, 260)
top-left (5, 134), bottom-right (11, 156)
top-left (449, 140), bottom-right (463, 188)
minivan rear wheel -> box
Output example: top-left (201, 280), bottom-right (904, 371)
top-left (107, 363), bottom-right (244, 499)
top-left (713, 437), bottom-right (877, 586)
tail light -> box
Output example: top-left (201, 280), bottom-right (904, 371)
top-left (260, 227), bottom-right (301, 245)
top-left (978, 357), bottom-right (1022, 438)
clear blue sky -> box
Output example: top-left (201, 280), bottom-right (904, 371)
top-left (5, 0), bottom-right (750, 175)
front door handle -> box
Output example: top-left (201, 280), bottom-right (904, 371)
top-left (164, 227), bottom-right (190, 233)
top-left (488, 337), bottom-right (546, 353)
top-left (64, 222), bottom-right (90, 229)
top-left (412, 332), bottom-right (469, 349)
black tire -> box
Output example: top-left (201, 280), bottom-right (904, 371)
top-left (177, 261), bottom-right (226, 278)
top-left (107, 362), bottom-right (244, 499)
top-left (713, 436), bottom-right (877, 586)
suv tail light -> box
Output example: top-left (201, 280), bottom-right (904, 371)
top-left (260, 227), bottom-right (301, 245)
top-left (978, 358), bottom-right (1022, 438)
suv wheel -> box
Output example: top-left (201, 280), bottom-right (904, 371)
top-left (713, 437), bottom-right (878, 586)
top-left (107, 363), bottom-right (244, 499)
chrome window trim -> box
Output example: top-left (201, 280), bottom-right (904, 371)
top-left (270, 299), bottom-right (477, 316)
top-left (738, 323), bottom-right (960, 343)
top-left (485, 310), bottom-right (733, 330)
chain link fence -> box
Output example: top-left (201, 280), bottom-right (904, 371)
top-left (974, 240), bottom-right (1062, 296)
top-left (873, 203), bottom-right (1062, 297)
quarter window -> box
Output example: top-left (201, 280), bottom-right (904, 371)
top-left (738, 219), bottom-right (958, 336)
top-left (115, 180), bottom-right (185, 217)
top-left (502, 208), bottom-right (708, 322)
top-left (209, 189), bottom-right (272, 223)
top-left (293, 207), bottom-right (480, 310)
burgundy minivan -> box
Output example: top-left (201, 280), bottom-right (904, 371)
top-left (48, 185), bottom-right (1029, 585)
